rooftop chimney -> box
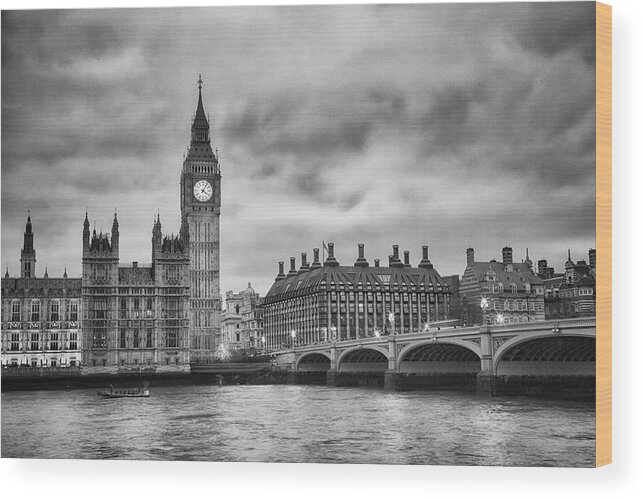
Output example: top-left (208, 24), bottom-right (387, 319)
top-left (288, 257), bottom-right (298, 277)
top-left (298, 252), bottom-right (310, 274)
top-left (324, 242), bottom-right (339, 267)
top-left (589, 248), bottom-right (596, 269)
top-left (389, 245), bottom-right (404, 267)
top-left (354, 243), bottom-right (369, 267)
top-left (403, 250), bottom-right (411, 267)
top-left (466, 247), bottom-right (475, 266)
top-left (276, 261), bottom-right (285, 281)
top-left (502, 246), bottom-right (513, 265)
top-left (311, 248), bottom-right (322, 269)
top-left (419, 245), bottom-right (433, 269)
top-left (374, 259), bottom-right (380, 267)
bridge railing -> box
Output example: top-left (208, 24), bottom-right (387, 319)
top-left (268, 317), bottom-right (596, 355)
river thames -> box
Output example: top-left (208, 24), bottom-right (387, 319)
top-left (1, 385), bottom-right (595, 466)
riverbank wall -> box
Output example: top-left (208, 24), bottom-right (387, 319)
top-left (2, 366), bottom-right (595, 400)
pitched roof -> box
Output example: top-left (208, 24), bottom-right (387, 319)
top-left (466, 261), bottom-right (543, 291)
top-left (265, 264), bottom-right (449, 303)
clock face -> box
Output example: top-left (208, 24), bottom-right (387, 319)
top-left (193, 180), bottom-right (213, 202)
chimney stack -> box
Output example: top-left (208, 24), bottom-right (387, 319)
top-left (288, 257), bottom-right (298, 276)
top-left (324, 242), bottom-right (339, 267)
top-left (374, 259), bottom-right (380, 267)
top-left (466, 247), bottom-right (475, 266)
top-left (276, 261), bottom-right (285, 281)
top-left (502, 246), bottom-right (513, 265)
top-left (589, 248), bottom-right (596, 269)
top-left (389, 245), bottom-right (404, 267)
top-left (311, 248), bottom-right (322, 268)
top-left (354, 243), bottom-right (369, 267)
top-left (298, 252), bottom-right (310, 274)
top-left (403, 250), bottom-right (411, 267)
top-left (419, 245), bottom-right (433, 269)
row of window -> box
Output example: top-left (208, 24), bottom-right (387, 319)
top-left (91, 329), bottom-right (180, 349)
top-left (9, 332), bottom-right (78, 351)
top-left (8, 301), bottom-right (78, 322)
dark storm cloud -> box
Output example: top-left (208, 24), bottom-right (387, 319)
top-left (512, 2), bottom-right (596, 63)
top-left (1, 3), bottom-right (597, 297)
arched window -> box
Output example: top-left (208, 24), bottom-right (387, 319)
top-left (235, 304), bottom-right (240, 314)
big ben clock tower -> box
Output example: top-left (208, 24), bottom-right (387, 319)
top-left (180, 75), bottom-right (221, 359)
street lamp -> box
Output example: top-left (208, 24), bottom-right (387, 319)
top-left (480, 297), bottom-right (489, 325)
top-left (374, 328), bottom-right (381, 340)
top-left (388, 311), bottom-right (396, 335)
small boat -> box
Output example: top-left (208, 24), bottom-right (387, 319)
top-left (97, 383), bottom-right (150, 398)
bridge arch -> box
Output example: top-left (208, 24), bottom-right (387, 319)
top-left (493, 331), bottom-right (595, 376)
top-left (337, 346), bottom-right (389, 373)
top-left (295, 352), bottom-right (331, 372)
top-left (397, 340), bottom-right (481, 374)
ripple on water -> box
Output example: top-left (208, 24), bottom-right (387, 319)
top-left (1, 385), bottom-right (595, 466)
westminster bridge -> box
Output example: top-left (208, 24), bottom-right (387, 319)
top-left (272, 317), bottom-right (596, 397)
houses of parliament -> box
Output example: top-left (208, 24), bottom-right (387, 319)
top-left (1, 78), bottom-right (222, 372)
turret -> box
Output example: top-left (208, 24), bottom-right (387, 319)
top-left (83, 211), bottom-right (90, 252)
top-left (524, 248), bottom-right (533, 270)
top-left (111, 210), bottom-right (119, 256)
top-left (20, 212), bottom-right (36, 278)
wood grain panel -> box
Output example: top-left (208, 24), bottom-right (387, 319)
top-left (595, 1), bottom-right (612, 468)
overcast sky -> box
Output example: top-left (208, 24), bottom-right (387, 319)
top-left (1, 2), bottom-right (596, 297)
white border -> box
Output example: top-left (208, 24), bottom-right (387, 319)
top-left (1, 0), bottom-right (641, 497)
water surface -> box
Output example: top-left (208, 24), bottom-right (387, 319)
top-left (1, 385), bottom-right (595, 466)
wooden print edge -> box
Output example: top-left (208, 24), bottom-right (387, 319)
top-left (595, 1), bottom-right (612, 468)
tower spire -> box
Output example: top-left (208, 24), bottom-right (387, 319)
top-left (21, 211), bottom-right (36, 278)
top-left (190, 74), bottom-right (210, 144)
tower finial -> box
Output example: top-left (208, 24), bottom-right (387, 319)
top-left (198, 74), bottom-right (202, 90)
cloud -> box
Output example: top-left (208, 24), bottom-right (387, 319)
top-left (1, 3), bottom-right (597, 298)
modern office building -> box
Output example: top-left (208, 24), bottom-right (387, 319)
top-left (263, 243), bottom-right (452, 351)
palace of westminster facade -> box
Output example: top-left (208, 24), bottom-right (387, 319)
top-left (1, 78), bottom-right (222, 371)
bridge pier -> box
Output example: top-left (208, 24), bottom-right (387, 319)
top-left (326, 369), bottom-right (340, 387)
top-left (476, 326), bottom-right (495, 395)
top-left (384, 370), bottom-right (399, 391)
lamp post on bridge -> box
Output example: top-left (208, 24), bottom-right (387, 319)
top-left (388, 311), bottom-right (396, 336)
top-left (480, 296), bottom-right (489, 325)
